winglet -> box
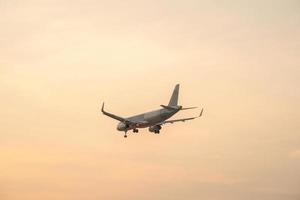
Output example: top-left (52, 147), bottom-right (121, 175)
top-left (101, 102), bottom-right (105, 113)
top-left (199, 108), bottom-right (204, 117)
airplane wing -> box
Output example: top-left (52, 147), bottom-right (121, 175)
top-left (160, 108), bottom-right (203, 125)
top-left (101, 103), bottom-right (135, 124)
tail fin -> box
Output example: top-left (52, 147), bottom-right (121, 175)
top-left (168, 84), bottom-right (180, 106)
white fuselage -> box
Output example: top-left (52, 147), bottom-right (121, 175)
top-left (117, 108), bottom-right (179, 131)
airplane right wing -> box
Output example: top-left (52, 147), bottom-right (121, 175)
top-left (101, 103), bottom-right (135, 124)
top-left (160, 108), bottom-right (203, 125)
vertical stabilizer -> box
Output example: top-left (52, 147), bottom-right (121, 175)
top-left (168, 84), bottom-right (180, 106)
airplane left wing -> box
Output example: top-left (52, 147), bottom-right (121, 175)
top-left (160, 108), bottom-right (204, 125)
top-left (101, 103), bottom-right (135, 125)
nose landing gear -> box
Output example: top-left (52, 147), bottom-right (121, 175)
top-left (123, 129), bottom-right (139, 138)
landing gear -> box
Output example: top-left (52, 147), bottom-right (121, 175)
top-left (124, 130), bottom-right (128, 138)
top-left (149, 125), bottom-right (162, 134)
top-left (133, 129), bottom-right (139, 133)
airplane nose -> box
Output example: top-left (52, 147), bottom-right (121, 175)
top-left (117, 122), bottom-right (126, 131)
top-left (117, 124), bottom-right (121, 131)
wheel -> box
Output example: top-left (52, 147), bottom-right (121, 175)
top-left (124, 134), bottom-right (127, 138)
top-left (133, 129), bottom-right (139, 133)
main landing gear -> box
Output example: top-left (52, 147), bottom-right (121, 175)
top-left (124, 130), bottom-right (128, 138)
top-left (133, 129), bottom-right (139, 133)
top-left (154, 130), bottom-right (160, 134)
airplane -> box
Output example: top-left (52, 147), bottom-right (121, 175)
top-left (101, 84), bottom-right (203, 138)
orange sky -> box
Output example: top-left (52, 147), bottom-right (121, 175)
top-left (1, 0), bottom-right (300, 200)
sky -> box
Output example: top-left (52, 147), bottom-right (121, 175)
top-left (0, 0), bottom-right (300, 199)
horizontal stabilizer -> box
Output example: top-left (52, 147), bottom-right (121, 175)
top-left (181, 106), bottom-right (197, 110)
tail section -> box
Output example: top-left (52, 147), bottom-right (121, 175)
top-left (168, 84), bottom-right (180, 106)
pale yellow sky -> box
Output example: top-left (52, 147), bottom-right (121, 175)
top-left (1, 0), bottom-right (300, 200)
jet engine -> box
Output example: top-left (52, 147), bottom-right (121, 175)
top-left (148, 125), bottom-right (162, 133)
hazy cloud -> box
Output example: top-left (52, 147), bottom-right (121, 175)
top-left (289, 149), bottom-right (300, 159)
top-left (1, 0), bottom-right (300, 200)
